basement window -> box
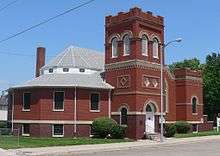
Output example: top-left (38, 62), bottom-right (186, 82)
top-left (53, 91), bottom-right (64, 111)
top-left (22, 124), bottom-right (30, 136)
top-left (52, 124), bottom-right (64, 137)
top-left (23, 92), bottom-right (31, 111)
top-left (49, 68), bottom-right (53, 73)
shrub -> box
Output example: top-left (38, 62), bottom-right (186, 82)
top-left (0, 121), bottom-right (7, 128)
top-left (111, 125), bottom-right (127, 139)
top-left (92, 117), bottom-right (117, 138)
top-left (175, 121), bottom-right (191, 134)
top-left (164, 124), bottom-right (176, 137)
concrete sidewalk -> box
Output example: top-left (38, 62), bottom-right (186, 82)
top-left (3, 135), bottom-right (220, 156)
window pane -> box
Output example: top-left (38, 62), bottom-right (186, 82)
top-left (121, 108), bottom-right (127, 125)
top-left (142, 35), bottom-right (148, 55)
top-left (53, 124), bottom-right (63, 135)
top-left (112, 38), bottom-right (118, 57)
top-left (23, 93), bottom-right (31, 110)
top-left (54, 92), bottom-right (64, 110)
top-left (23, 124), bottom-right (30, 134)
top-left (123, 35), bottom-right (130, 55)
top-left (153, 38), bottom-right (159, 58)
top-left (192, 97), bottom-right (197, 113)
top-left (91, 93), bottom-right (99, 110)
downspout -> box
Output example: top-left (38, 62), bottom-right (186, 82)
top-left (108, 89), bottom-right (111, 118)
top-left (74, 86), bottom-right (77, 134)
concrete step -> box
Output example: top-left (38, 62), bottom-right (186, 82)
top-left (146, 133), bottom-right (161, 142)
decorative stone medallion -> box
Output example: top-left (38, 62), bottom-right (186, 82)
top-left (117, 75), bottom-right (130, 88)
top-left (142, 75), bottom-right (160, 88)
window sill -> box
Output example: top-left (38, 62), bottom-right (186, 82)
top-left (142, 54), bottom-right (148, 56)
top-left (111, 56), bottom-right (118, 59)
top-left (90, 110), bottom-right (100, 113)
top-left (53, 109), bottom-right (64, 112)
top-left (153, 56), bottom-right (159, 59)
top-left (123, 54), bottom-right (130, 56)
top-left (22, 109), bottom-right (30, 112)
top-left (22, 134), bottom-right (30, 137)
top-left (52, 135), bottom-right (64, 138)
top-left (192, 113), bottom-right (198, 115)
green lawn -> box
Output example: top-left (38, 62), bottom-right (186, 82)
top-left (0, 135), bottom-right (132, 149)
top-left (174, 130), bottom-right (220, 138)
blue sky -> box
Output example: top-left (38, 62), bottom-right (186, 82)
top-left (0, 0), bottom-right (220, 91)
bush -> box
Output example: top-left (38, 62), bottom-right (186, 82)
top-left (0, 121), bottom-right (7, 128)
top-left (92, 117), bottom-right (117, 138)
top-left (175, 121), bottom-right (191, 134)
top-left (111, 125), bottom-right (127, 139)
top-left (164, 124), bottom-right (176, 137)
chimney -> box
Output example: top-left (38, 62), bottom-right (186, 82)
top-left (35, 47), bottom-right (45, 77)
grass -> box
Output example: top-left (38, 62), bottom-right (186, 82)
top-left (174, 130), bottom-right (220, 138)
top-left (0, 135), bottom-right (132, 149)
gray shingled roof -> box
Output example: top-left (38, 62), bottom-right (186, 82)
top-left (11, 72), bottom-right (113, 89)
top-left (41, 45), bottom-right (104, 71)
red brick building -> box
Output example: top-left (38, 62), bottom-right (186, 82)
top-left (8, 7), bottom-right (212, 139)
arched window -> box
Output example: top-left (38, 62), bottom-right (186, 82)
top-left (123, 35), bottom-right (130, 55)
top-left (112, 37), bottom-right (118, 58)
top-left (146, 105), bottom-right (152, 112)
top-left (153, 38), bottom-right (159, 58)
top-left (142, 35), bottom-right (148, 56)
top-left (120, 107), bottom-right (128, 125)
top-left (192, 97), bottom-right (197, 113)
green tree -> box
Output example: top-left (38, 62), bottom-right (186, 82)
top-left (203, 53), bottom-right (220, 121)
top-left (169, 58), bottom-right (202, 73)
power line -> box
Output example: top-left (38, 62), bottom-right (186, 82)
top-left (0, 0), bottom-right (19, 13)
top-left (0, 0), bottom-right (96, 44)
top-left (0, 51), bottom-right (34, 57)
top-left (0, 50), bottom-right (56, 57)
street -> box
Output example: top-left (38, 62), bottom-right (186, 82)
top-left (73, 139), bottom-right (220, 156)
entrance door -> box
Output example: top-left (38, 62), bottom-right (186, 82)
top-left (145, 112), bottom-right (155, 133)
top-left (145, 103), bottom-right (156, 133)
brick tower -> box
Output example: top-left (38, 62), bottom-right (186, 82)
top-left (105, 7), bottom-right (170, 139)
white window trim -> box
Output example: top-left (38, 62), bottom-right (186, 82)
top-left (22, 124), bottom-right (30, 136)
top-left (22, 92), bottom-right (31, 112)
top-left (89, 92), bottom-right (100, 112)
top-left (53, 91), bottom-right (65, 112)
top-left (52, 124), bottom-right (64, 137)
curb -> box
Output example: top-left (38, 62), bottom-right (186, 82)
top-left (8, 135), bottom-right (220, 156)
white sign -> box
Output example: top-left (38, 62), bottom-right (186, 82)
top-left (159, 116), bottom-right (165, 124)
top-left (217, 117), bottom-right (220, 132)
